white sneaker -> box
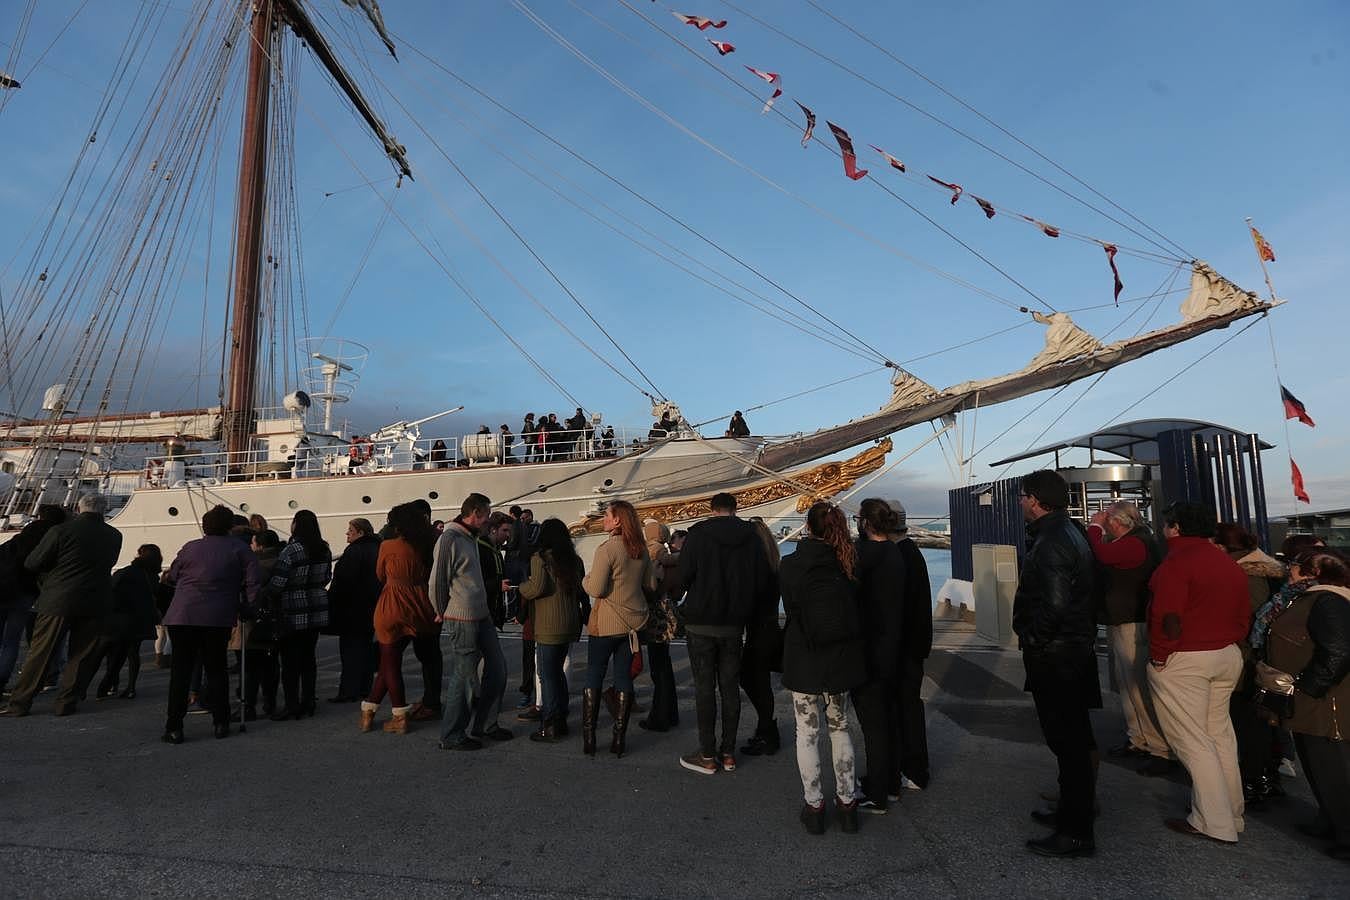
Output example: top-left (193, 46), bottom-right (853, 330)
top-left (1279, 757), bottom-right (1298, 778)
top-left (900, 775), bottom-right (924, 792)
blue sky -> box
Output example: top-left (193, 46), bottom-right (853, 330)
top-left (1, 0), bottom-right (1346, 518)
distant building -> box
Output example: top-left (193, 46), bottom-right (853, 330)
top-left (1272, 508), bottom-right (1350, 551)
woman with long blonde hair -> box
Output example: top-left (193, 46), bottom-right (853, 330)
top-left (779, 501), bottom-right (867, 834)
top-left (581, 500), bottom-right (655, 758)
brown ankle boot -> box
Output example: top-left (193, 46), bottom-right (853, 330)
top-left (359, 703), bottom-right (377, 733)
top-left (383, 706), bottom-right (409, 735)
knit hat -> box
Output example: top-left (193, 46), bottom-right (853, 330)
top-left (886, 499), bottom-right (907, 532)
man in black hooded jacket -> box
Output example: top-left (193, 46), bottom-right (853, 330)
top-left (677, 492), bottom-right (773, 774)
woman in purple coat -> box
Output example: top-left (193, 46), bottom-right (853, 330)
top-left (160, 505), bottom-right (261, 744)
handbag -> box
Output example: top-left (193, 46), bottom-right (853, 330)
top-left (1251, 660), bottom-right (1296, 720)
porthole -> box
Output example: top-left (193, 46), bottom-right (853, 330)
top-left (167, 506), bottom-right (179, 517)
top-left (603, 478), bottom-right (613, 487)
top-left (361, 496), bottom-right (371, 504)
top-left (239, 503), bottom-right (249, 512)
top-left (287, 500), bottom-right (298, 510)
top-left (538, 484), bottom-right (547, 493)
top-left (428, 490), bottom-right (439, 500)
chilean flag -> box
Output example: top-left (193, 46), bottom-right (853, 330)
top-left (1281, 385), bottom-right (1315, 427)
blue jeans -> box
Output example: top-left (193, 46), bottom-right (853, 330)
top-left (586, 634), bottom-right (633, 694)
top-left (440, 618), bottom-right (506, 743)
top-left (537, 642), bottom-right (571, 722)
top-left (0, 604), bottom-right (32, 688)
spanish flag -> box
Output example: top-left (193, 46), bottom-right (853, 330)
top-left (1281, 385), bottom-right (1315, 427)
top-left (1250, 225), bottom-right (1276, 262)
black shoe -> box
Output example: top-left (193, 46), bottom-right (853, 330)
top-left (799, 803), bottom-right (826, 835)
top-left (96, 683), bottom-right (116, 700)
top-left (1026, 833), bottom-right (1095, 858)
top-left (471, 724), bottom-right (514, 742)
top-left (740, 735), bottom-right (769, 756)
top-left (213, 723), bottom-right (230, 739)
top-left (1107, 742), bottom-right (1150, 759)
top-left (857, 798), bottom-right (888, 815)
top-left (161, 729), bottom-right (185, 745)
top-left (638, 718), bottom-right (669, 732)
top-left (118, 688), bottom-right (136, 700)
top-left (1031, 807), bottom-right (1058, 827)
top-left (438, 737), bottom-right (483, 751)
top-left (835, 800), bottom-right (859, 834)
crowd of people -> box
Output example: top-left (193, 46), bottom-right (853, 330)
top-left (1013, 469), bottom-right (1349, 861)
top-left (1, 470), bottom-right (1346, 855)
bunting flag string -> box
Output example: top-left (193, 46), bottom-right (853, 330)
top-left (926, 175), bottom-right (962, 205)
top-left (1021, 215), bottom-right (1059, 238)
top-left (674, 13), bottom-right (727, 30)
top-left (1290, 458), bottom-right (1311, 504)
top-left (827, 122), bottom-right (868, 180)
top-left (870, 145), bottom-right (906, 173)
top-left (1103, 243), bottom-right (1123, 303)
top-left (972, 195), bottom-right (996, 219)
top-left (745, 66), bottom-right (783, 113)
top-left (1250, 224), bottom-right (1276, 262)
top-left (707, 39), bottom-right (735, 55)
top-left (1280, 385), bottom-right (1315, 427)
top-left (794, 100), bottom-right (815, 148)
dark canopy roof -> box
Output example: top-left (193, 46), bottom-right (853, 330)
top-left (990, 418), bottom-right (1274, 467)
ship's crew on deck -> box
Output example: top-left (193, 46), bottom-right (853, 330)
top-left (326, 518), bottom-right (381, 704)
top-left (520, 414), bottom-right (536, 462)
top-left (518, 518), bottom-right (586, 743)
top-left (0, 504), bottom-right (66, 697)
top-left (738, 517), bottom-right (782, 757)
top-left (545, 413), bottom-right (563, 461)
top-left (565, 408), bottom-right (588, 459)
top-left (157, 504), bottom-right (260, 743)
top-left (432, 492), bottom-right (512, 751)
top-left (888, 498), bottom-right (933, 793)
top-left (264, 509), bottom-right (332, 722)
top-left (1013, 469), bottom-right (1100, 859)
top-left (1146, 501), bottom-right (1251, 844)
top-left (1086, 502), bottom-right (1170, 770)
top-left (581, 499), bottom-right (654, 759)
top-left (359, 503), bottom-right (437, 735)
top-left (780, 501), bottom-right (866, 835)
top-left (499, 425), bottom-right (515, 464)
top-left (850, 499), bottom-right (906, 814)
top-left (676, 492), bottom-right (773, 775)
top-left (728, 410), bottom-right (750, 437)
top-left (94, 543), bottom-right (163, 701)
top-left (599, 426), bottom-right (616, 457)
top-left (1264, 551), bottom-right (1350, 862)
top-left (430, 439), bottom-right (449, 469)
top-left (2, 495), bottom-right (121, 719)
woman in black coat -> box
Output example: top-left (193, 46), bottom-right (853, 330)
top-left (95, 544), bottom-right (163, 699)
top-left (326, 518), bottom-right (381, 703)
top-left (780, 501), bottom-right (867, 836)
top-left (850, 498), bottom-right (907, 813)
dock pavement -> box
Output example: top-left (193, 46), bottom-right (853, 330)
top-left (0, 623), bottom-right (1343, 898)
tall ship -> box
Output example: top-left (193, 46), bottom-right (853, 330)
top-left (0, 2), bottom-right (1279, 562)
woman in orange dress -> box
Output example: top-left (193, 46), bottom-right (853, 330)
top-left (359, 503), bottom-right (437, 735)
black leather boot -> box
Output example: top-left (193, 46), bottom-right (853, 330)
top-left (582, 688), bottom-right (598, 757)
top-left (610, 690), bottom-right (633, 757)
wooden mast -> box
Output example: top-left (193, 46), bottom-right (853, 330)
top-left (224, 0), bottom-right (275, 464)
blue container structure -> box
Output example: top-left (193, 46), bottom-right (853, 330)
top-left (949, 419), bottom-right (1273, 582)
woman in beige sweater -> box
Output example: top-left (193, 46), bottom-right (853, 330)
top-left (581, 500), bottom-right (655, 757)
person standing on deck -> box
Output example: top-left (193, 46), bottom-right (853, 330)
top-left (1013, 470), bottom-right (1100, 859)
top-left (728, 411), bottom-right (750, 437)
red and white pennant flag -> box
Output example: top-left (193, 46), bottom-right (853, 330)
top-left (707, 39), bottom-right (735, 55)
top-left (674, 12), bottom-right (727, 30)
top-left (745, 67), bottom-right (782, 113)
top-left (870, 145), bottom-right (906, 173)
top-left (827, 122), bottom-right (868, 181)
top-left (927, 175), bottom-right (962, 205)
top-left (795, 101), bottom-right (815, 147)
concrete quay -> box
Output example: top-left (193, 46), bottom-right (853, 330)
top-left (0, 624), bottom-right (1342, 898)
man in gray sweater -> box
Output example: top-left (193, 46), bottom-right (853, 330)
top-left (432, 493), bottom-right (512, 751)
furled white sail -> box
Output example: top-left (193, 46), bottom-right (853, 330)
top-left (1180, 260), bottom-right (1264, 322)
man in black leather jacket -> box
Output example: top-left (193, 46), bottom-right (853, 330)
top-left (1012, 470), bottom-right (1101, 858)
